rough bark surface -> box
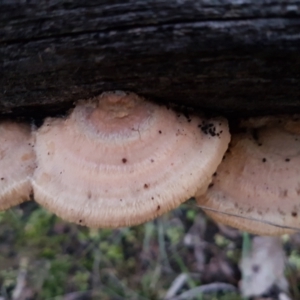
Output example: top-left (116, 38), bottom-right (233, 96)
top-left (1, 0), bottom-right (300, 118)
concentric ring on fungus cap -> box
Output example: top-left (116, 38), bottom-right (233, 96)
top-left (32, 91), bottom-right (230, 228)
top-left (197, 116), bottom-right (300, 235)
top-left (0, 121), bottom-right (35, 210)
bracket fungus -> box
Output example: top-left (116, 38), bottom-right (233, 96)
top-left (197, 117), bottom-right (300, 235)
top-left (0, 121), bottom-right (35, 210)
top-left (32, 91), bottom-right (230, 228)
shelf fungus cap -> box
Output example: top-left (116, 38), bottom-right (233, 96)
top-left (197, 117), bottom-right (300, 235)
top-left (33, 91), bottom-right (230, 228)
top-left (0, 121), bottom-right (35, 210)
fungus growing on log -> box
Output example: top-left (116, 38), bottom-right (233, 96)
top-left (32, 91), bottom-right (230, 228)
top-left (197, 117), bottom-right (300, 235)
top-left (0, 121), bottom-right (35, 210)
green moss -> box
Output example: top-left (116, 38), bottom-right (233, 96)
top-left (0, 202), bottom-right (293, 299)
top-left (40, 257), bottom-right (71, 298)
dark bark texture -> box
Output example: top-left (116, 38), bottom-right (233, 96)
top-left (1, 0), bottom-right (300, 118)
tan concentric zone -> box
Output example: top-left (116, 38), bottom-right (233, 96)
top-left (0, 121), bottom-right (36, 210)
top-left (32, 92), bottom-right (230, 228)
top-left (197, 120), bottom-right (300, 235)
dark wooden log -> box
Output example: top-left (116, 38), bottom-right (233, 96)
top-left (1, 0), bottom-right (300, 118)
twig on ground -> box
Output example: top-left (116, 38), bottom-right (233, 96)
top-left (170, 282), bottom-right (237, 300)
top-left (164, 273), bottom-right (189, 299)
top-left (12, 257), bottom-right (28, 300)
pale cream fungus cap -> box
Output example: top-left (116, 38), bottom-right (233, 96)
top-left (33, 91), bottom-right (230, 228)
top-left (197, 116), bottom-right (300, 235)
top-left (0, 121), bottom-right (35, 210)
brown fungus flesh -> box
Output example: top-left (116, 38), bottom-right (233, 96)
top-left (197, 116), bottom-right (300, 235)
top-left (32, 91), bottom-right (230, 228)
top-left (0, 121), bottom-right (35, 210)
